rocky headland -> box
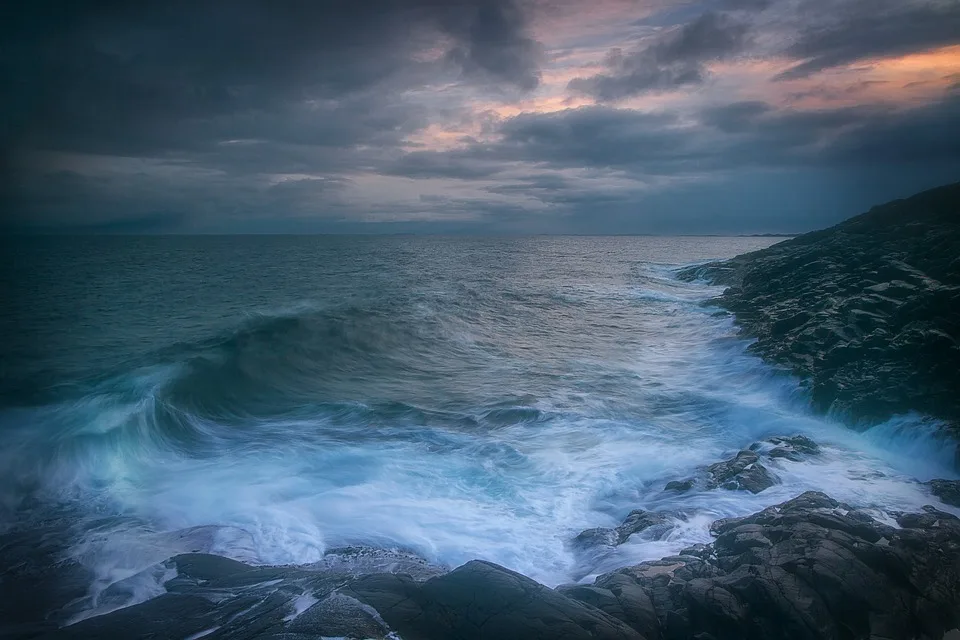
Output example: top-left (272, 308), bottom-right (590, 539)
top-left (679, 182), bottom-right (960, 443)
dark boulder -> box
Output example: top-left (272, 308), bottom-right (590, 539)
top-left (343, 560), bottom-right (645, 640)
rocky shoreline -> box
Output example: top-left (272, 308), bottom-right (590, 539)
top-left (18, 436), bottom-right (959, 640)
top-left (678, 182), bottom-right (960, 449)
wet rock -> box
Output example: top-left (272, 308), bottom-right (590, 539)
top-left (40, 491), bottom-right (960, 640)
top-left (573, 527), bottom-right (620, 550)
top-left (765, 435), bottom-right (821, 461)
top-left (343, 560), bottom-right (644, 640)
top-left (927, 478), bottom-right (960, 507)
top-left (664, 479), bottom-right (694, 493)
top-left (706, 450), bottom-right (778, 494)
top-left (616, 510), bottom-right (671, 543)
top-left (678, 182), bottom-right (960, 445)
top-left (285, 591), bottom-right (392, 639)
top-left (49, 551), bottom-right (426, 640)
top-left (679, 543), bottom-right (711, 560)
top-left (565, 491), bottom-right (960, 640)
top-left (573, 509), bottom-right (674, 553)
top-left (307, 545), bottom-right (447, 581)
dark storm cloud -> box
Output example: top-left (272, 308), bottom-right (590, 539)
top-left (441, 0), bottom-right (543, 91)
top-left (568, 12), bottom-right (749, 101)
top-left (721, 0), bottom-right (772, 10)
top-left (777, 0), bottom-right (960, 80)
top-left (0, 0), bottom-right (542, 158)
top-left (3, 0), bottom-right (959, 235)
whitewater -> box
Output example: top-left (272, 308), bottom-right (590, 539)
top-left (1, 235), bottom-right (957, 625)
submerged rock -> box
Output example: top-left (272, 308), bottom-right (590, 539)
top-left (678, 182), bottom-right (960, 446)
top-left (663, 479), bottom-right (695, 493)
top-left (706, 450), bottom-right (779, 493)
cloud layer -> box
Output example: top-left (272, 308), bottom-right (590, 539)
top-left (2, 0), bottom-right (958, 233)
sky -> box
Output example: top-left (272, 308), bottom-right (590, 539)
top-left (1, 0), bottom-right (958, 234)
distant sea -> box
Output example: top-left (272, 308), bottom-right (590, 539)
top-left (1, 236), bottom-right (954, 625)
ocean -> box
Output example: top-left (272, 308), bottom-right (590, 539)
top-left (1, 235), bottom-right (957, 626)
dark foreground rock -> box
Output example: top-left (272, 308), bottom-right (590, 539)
top-left (37, 491), bottom-right (960, 640)
top-left (679, 182), bottom-right (960, 441)
top-left (563, 491), bottom-right (960, 640)
top-left (342, 561), bottom-right (644, 640)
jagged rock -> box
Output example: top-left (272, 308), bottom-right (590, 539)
top-left (927, 478), bottom-right (960, 507)
top-left (678, 182), bottom-right (960, 445)
top-left (565, 491), bottom-right (960, 640)
top-left (706, 450), bottom-right (778, 493)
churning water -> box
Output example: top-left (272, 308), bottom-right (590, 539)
top-left (1, 236), bottom-right (957, 623)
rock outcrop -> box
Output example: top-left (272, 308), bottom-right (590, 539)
top-left (562, 491), bottom-right (960, 640)
top-left (679, 182), bottom-right (960, 441)
top-left (44, 491), bottom-right (960, 640)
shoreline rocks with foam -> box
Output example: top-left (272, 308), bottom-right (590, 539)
top-left (45, 487), bottom-right (960, 640)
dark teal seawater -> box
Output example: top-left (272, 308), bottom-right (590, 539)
top-left (1, 236), bottom-right (956, 623)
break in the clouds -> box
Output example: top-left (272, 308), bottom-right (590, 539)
top-left (1, 0), bottom-right (958, 234)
